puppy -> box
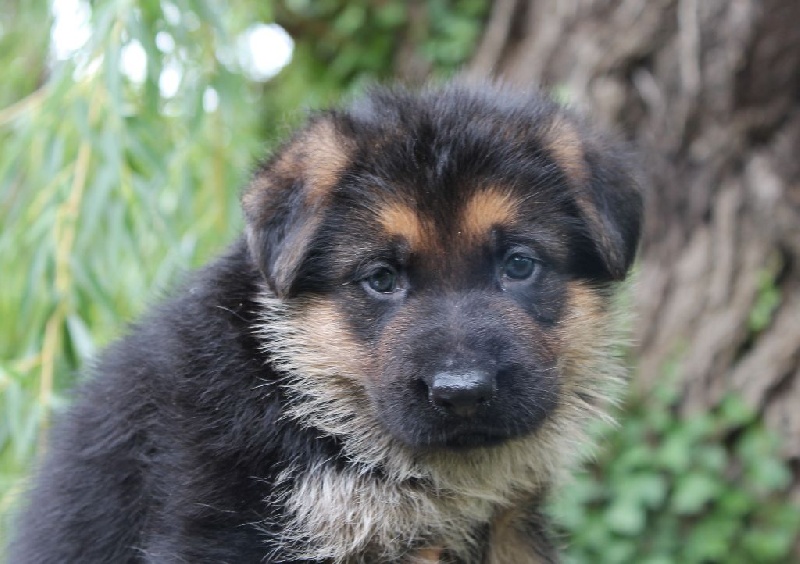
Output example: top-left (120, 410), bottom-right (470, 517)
top-left (10, 83), bottom-right (641, 563)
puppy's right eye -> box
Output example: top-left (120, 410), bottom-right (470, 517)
top-left (364, 267), bottom-right (398, 294)
top-left (502, 254), bottom-right (537, 280)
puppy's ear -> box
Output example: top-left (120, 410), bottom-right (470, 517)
top-left (546, 117), bottom-right (643, 281)
top-left (242, 116), bottom-right (352, 297)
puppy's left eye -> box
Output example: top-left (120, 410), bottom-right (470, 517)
top-left (364, 267), bottom-right (399, 294)
top-left (502, 254), bottom-right (537, 280)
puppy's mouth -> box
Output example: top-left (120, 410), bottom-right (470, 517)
top-left (424, 423), bottom-right (522, 450)
top-left (439, 431), bottom-right (508, 449)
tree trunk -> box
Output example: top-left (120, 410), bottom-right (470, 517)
top-left (468, 0), bottom-right (800, 490)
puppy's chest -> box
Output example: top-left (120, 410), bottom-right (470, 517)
top-left (280, 467), bottom-right (496, 562)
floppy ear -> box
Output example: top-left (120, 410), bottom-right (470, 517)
top-left (546, 117), bottom-right (643, 281)
top-left (242, 116), bottom-right (352, 297)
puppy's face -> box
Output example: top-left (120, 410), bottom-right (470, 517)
top-left (244, 86), bottom-right (641, 451)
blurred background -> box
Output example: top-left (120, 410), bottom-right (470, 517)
top-left (1, 1), bottom-right (799, 562)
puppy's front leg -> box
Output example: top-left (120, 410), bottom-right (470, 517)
top-left (485, 504), bottom-right (559, 564)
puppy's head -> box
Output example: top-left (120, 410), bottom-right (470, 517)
top-left (244, 84), bottom-right (641, 457)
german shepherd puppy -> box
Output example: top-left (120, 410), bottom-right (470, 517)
top-left (10, 83), bottom-right (641, 563)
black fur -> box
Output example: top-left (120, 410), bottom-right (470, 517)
top-left (11, 83), bottom-right (642, 563)
top-left (10, 243), bottom-right (343, 562)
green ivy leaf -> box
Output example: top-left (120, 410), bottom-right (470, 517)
top-left (606, 496), bottom-right (646, 535)
top-left (672, 471), bottom-right (720, 514)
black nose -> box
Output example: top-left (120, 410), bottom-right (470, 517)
top-left (426, 370), bottom-right (495, 418)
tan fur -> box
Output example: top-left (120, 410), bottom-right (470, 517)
top-left (459, 188), bottom-right (518, 242)
top-left (379, 202), bottom-right (430, 250)
top-left (242, 120), bottom-right (351, 225)
top-left (241, 120), bottom-right (355, 293)
top-left (241, 175), bottom-right (274, 226)
top-left (545, 117), bottom-right (588, 187)
top-left (254, 285), bottom-right (626, 563)
top-left (485, 505), bottom-right (549, 564)
top-left (276, 119), bottom-right (352, 202)
top-left (556, 281), bottom-right (626, 424)
top-left (303, 120), bottom-right (352, 201)
top-left (544, 118), bottom-right (627, 275)
top-left (413, 548), bottom-right (443, 562)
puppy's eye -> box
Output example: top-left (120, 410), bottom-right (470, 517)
top-left (503, 254), bottom-right (537, 280)
top-left (365, 267), bottom-right (398, 294)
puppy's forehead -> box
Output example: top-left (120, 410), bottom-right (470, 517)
top-left (376, 187), bottom-right (519, 252)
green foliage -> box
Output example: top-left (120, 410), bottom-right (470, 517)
top-left (1, 0), bottom-right (266, 543)
top-left (262, 0), bottom-right (489, 136)
top-left (551, 386), bottom-right (800, 563)
top-left (274, 0), bottom-right (486, 87)
top-left (0, 0), bottom-right (52, 109)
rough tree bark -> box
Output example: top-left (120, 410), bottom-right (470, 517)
top-left (467, 0), bottom-right (800, 492)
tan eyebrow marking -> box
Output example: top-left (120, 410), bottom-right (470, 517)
top-left (459, 187), bottom-right (518, 240)
top-left (378, 201), bottom-right (428, 249)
